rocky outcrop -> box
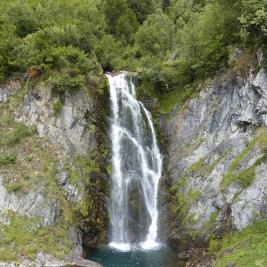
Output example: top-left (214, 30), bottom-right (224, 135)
top-left (0, 176), bottom-right (57, 226)
top-left (0, 81), bottom-right (20, 103)
top-left (16, 84), bottom-right (96, 154)
top-left (0, 78), bottom-right (108, 265)
top-left (0, 252), bottom-right (102, 267)
top-left (160, 57), bottom-right (267, 244)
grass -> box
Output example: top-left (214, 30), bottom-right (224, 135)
top-left (157, 84), bottom-right (197, 114)
top-left (0, 155), bottom-right (16, 167)
top-left (221, 128), bottom-right (267, 190)
top-left (6, 124), bottom-right (37, 145)
top-left (6, 183), bottom-right (23, 193)
top-left (211, 219), bottom-right (267, 267)
top-left (0, 211), bottom-right (72, 262)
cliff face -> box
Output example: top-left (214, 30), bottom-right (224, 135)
top-left (0, 77), bottom-right (108, 266)
top-left (160, 56), bottom-right (267, 248)
top-left (1, 55), bottom-right (266, 265)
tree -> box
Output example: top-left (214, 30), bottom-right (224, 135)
top-left (127, 0), bottom-right (155, 23)
top-left (239, 0), bottom-right (267, 44)
top-left (135, 11), bottom-right (175, 56)
top-left (103, 0), bottom-right (139, 44)
top-left (8, 2), bottom-right (38, 38)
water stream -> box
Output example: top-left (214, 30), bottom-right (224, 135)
top-left (107, 72), bottom-right (162, 251)
top-left (87, 72), bottom-right (170, 267)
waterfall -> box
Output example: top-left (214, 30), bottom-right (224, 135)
top-left (106, 72), bottom-right (162, 251)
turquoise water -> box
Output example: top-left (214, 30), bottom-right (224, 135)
top-left (87, 246), bottom-right (179, 267)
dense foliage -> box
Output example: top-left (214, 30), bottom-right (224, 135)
top-left (0, 0), bottom-right (266, 96)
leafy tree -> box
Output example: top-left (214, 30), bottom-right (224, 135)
top-left (239, 0), bottom-right (267, 44)
top-left (8, 1), bottom-right (38, 38)
top-left (135, 11), bottom-right (175, 56)
top-left (103, 0), bottom-right (139, 44)
top-left (162, 0), bottom-right (170, 12)
top-left (46, 46), bottom-right (95, 92)
top-left (95, 35), bottom-right (124, 71)
top-left (127, 0), bottom-right (155, 23)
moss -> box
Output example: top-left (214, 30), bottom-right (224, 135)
top-left (89, 124), bottom-right (96, 134)
top-left (53, 100), bottom-right (63, 115)
top-left (106, 163), bottom-right (112, 176)
top-left (170, 186), bottom-right (202, 226)
top-left (0, 105), bottom-right (68, 199)
top-left (171, 155), bottom-right (225, 188)
top-left (0, 211), bottom-right (72, 262)
top-left (202, 211), bottom-right (219, 233)
top-left (211, 219), bottom-right (267, 267)
top-left (168, 158), bottom-right (211, 220)
top-left (222, 128), bottom-right (267, 190)
top-left (168, 153), bottom-right (228, 234)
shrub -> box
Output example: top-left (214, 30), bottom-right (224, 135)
top-left (46, 46), bottom-right (92, 92)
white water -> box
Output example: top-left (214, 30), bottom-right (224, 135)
top-left (107, 72), bottom-right (163, 251)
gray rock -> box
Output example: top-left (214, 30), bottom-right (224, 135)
top-left (161, 66), bottom-right (267, 235)
top-left (0, 176), bottom-right (58, 226)
top-left (15, 86), bottom-right (96, 154)
top-left (0, 253), bottom-right (102, 267)
top-left (0, 81), bottom-right (20, 102)
top-left (36, 253), bottom-right (102, 267)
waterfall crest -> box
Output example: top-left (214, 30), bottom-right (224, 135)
top-left (107, 72), bottom-right (162, 251)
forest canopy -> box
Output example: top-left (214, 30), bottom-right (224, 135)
top-left (0, 0), bottom-right (266, 94)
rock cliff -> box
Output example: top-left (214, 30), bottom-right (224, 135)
top-left (0, 76), bottom-right (108, 266)
top-left (160, 54), bottom-right (267, 251)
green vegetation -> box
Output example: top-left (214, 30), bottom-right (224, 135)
top-left (156, 84), bottom-right (197, 114)
top-left (210, 219), bottom-right (267, 267)
top-left (222, 128), bottom-right (267, 190)
top-left (0, 0), bottom-right (266, 108)
top-left (53, 100), bottom-right (63, 115)
top-left (0, 211), bottom-right (72, 262)
top-left (169, 153), bottom-right (228, 232)
top-left (6, 183), bottom-right (23, 193)
top-left (0, 98), bottom-right (108, 260)
top-left (0, 155), bottom-right (16, 167)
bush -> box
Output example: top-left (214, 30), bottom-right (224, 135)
top-left (46, 46), bottom-right (92, 92)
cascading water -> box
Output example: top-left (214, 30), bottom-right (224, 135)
top-left (106, 72), bottom-right (163, 252)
